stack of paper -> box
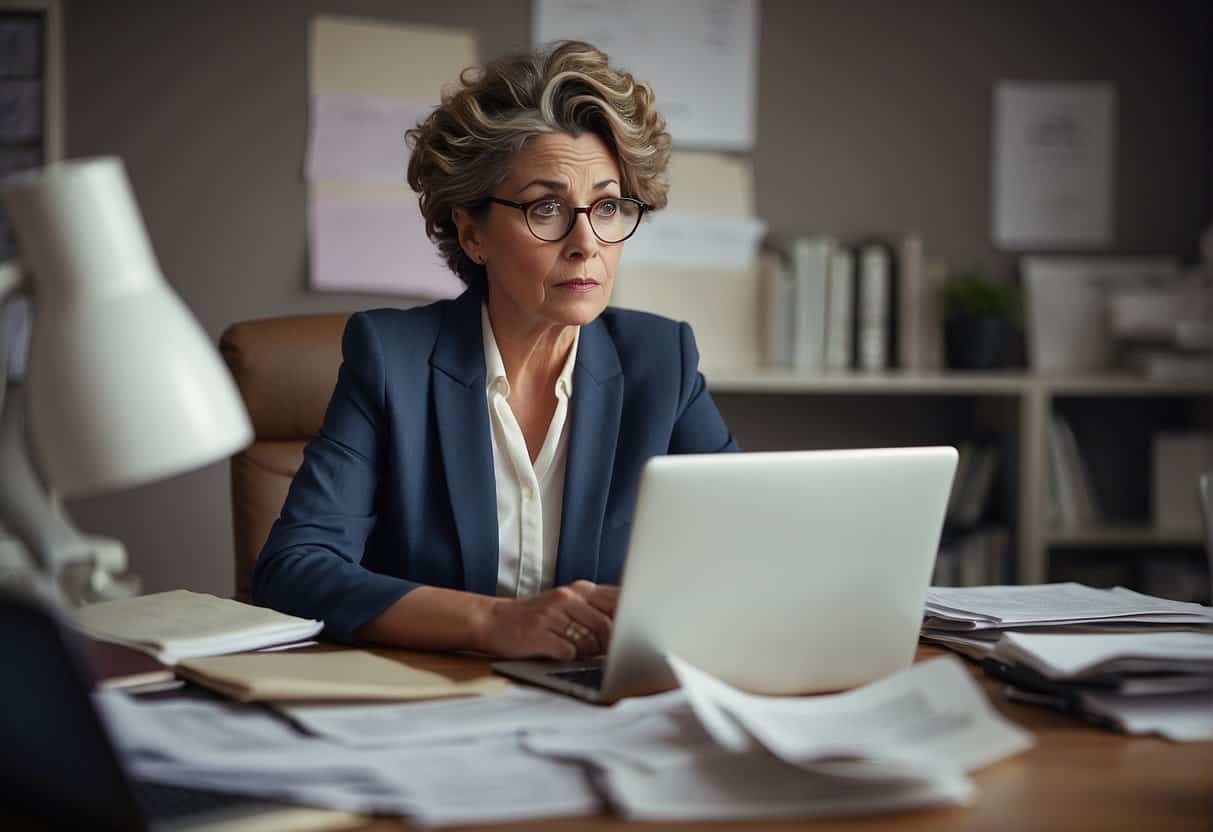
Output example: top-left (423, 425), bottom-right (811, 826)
top-left (96, 654), bottom-right (1032, 825)
top-left (919, 583), bottom-right (1213, 740)
top-left (75, 590), bottom-right (323, 665)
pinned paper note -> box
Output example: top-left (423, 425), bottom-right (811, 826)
top-left (307, 94), bottom-right (434, 185)
top-left (306, 15), bottom-right (477, 299)
top-left (309, 190), bottom-right (464, 298)
top-left (534, 0), bottom-right (759, 150)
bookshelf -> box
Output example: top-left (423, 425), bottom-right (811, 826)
top-left (705, 368), bottom-right (1212, 589)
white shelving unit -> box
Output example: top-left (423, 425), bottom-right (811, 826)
top-left (704, 368), bottom-right (1212, 585)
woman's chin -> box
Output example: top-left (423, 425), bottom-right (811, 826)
top-left (548, 289), bottom-right (610, 324)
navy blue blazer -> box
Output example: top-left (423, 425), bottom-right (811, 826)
top-left (252, 287), bottom-right (737, 641)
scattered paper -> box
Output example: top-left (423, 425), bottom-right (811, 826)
top-left (668, 653), bottom-right (1034, 773)
top-left (97, 652), bottom-right (1036, 824)
top-left (97, 689), bottom-right (600, 824)
top-left (279, 685), bottom-right (682, 747)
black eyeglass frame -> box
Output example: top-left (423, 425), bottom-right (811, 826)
top-left (486, 196), bottom-right (649, 244)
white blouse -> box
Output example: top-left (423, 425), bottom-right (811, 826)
top-left (481, 304), bottom-right (580, 598)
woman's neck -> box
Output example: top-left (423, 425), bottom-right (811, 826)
top-left (485, 294), bottom-right (576, 396)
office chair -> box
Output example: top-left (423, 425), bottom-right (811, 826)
top-left (219, 314), bottom-right (349, 601)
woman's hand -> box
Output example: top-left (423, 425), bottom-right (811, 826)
top-left (483, 580), bottom-right (620, 660)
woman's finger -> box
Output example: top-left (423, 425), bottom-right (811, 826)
top-left (538, 628), bottom-right (578, 661)
top-left (562, 600), bottom-right (612, 655)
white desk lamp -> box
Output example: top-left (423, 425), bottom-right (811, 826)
top-left (0, 157), bottom-right (252, 605)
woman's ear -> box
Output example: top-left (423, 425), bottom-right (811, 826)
top-left (452, 207), bottom-right (485, 265)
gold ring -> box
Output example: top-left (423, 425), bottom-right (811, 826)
top-left (564, 622), bottom-right (586, 642)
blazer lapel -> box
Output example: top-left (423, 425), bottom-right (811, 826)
top-left (555, 317), bottom-right (623, 586)
top-left (431, 288), bottom-right (499, 596)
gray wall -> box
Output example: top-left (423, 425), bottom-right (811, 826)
top-left (61, 0), bottom-right (1210, 595)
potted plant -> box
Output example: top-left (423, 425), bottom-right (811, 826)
top-left (941, 271), bottom-right (1021, 370)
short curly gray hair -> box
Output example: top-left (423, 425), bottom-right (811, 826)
top-left (405, 40), bottom-right (672, 288)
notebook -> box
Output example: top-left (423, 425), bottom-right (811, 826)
top-left (0, 587), bottom-right (359, 831)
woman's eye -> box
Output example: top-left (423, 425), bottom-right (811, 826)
top-left (532, 200), bottom-right (563, 217)
top-left (594, 200), bottom-right (620, 218)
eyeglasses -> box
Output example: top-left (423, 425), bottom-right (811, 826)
top-left (487, 196), bottom-right (648, 244)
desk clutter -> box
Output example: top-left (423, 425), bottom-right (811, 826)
top-left (95, 654), bottom-right (1030, 825)
top-left (75, 589), bottom-right (323, 664)
top-left (920, 583), bottom-right (1213, 741)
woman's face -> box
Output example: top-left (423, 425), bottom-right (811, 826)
top-left (456, 131), bottom-right (625, 332)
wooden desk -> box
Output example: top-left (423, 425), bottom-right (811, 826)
top-left (91, 643), bottom-right (1213, 831)
top-left (344, 645), bottom-right (1213, 832)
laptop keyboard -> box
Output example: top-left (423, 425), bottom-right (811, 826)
top-left (548, 666), bottom-right (605, 690)
top-left (133, 779), bottom-right (260, 822)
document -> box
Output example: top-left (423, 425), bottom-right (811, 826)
top-left (992, 82), bottom-right (1115, 248)
top-left (308, 190), bottom-right (465, 298)
top-left (995, 630), bottom-right (1213, 679)
top-left (668, 654), bottom-right (1033, 774)
top-left (97, 690), bottom-right (601, 824)
top-left (526, 657), bottom-right (1007, 821)
top-left (307, 93), bottom-right (433, 185)
top-left (533, 0), bottom-right (759, 150)
top-left (924, 583), bottom-right (1213, 630)
top-left (1077, 689), bottom-right (1213, 742)
top-left (307, 15), bottom-right (477, 299)
top-left (599, 752), bottom-right (975, 821)
top-left (74, 590), bottom-right (323, 665)
top-left (279, 685), bottom-right (680, 747)
top-left (176, 648), bottom-right (508, 702)
top-left (621, 211), bottom-right (767, 271)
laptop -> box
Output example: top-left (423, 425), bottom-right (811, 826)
top-left (493, 446), bottom-right (958, 704)
top-left (0, 588), bottom-right (356, 831)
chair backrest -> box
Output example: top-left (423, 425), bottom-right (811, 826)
top-left (1201, 472), bottom-right (1213, 603)
top-left (219, 314), bottom-right (349, 601)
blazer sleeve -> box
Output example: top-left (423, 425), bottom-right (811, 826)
top-left (252, 312), bottom-right (419, 642)
top-left (669, 321), bottom-right (739, 454)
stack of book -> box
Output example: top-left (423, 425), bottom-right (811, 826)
top-left (764, 233), bottom-right (947, 373)
top-left (920, 583), bottom-right (1213, 740)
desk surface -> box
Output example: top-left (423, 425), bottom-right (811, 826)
top-left (349, 645), bottom-right (1213, 832)
top-left (91, 643), bottom-right (1213, 831)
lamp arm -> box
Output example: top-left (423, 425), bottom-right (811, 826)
top-left (0, 263), bottom-right (138, 605)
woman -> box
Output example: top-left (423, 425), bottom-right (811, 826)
top-left (253, 41), bottom-right (736, 661)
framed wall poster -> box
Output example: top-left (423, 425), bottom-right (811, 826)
top-left (991, 82), bottom-right (1116, 250)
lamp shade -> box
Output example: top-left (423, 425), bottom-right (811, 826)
top-left (1, 158), bottom-right (252, 497)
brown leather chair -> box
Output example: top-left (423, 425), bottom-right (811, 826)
top-left (219, 314), bottom-right (349, 602)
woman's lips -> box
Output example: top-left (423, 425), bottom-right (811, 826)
top-left (555, 278), bottom-right (600, 293)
